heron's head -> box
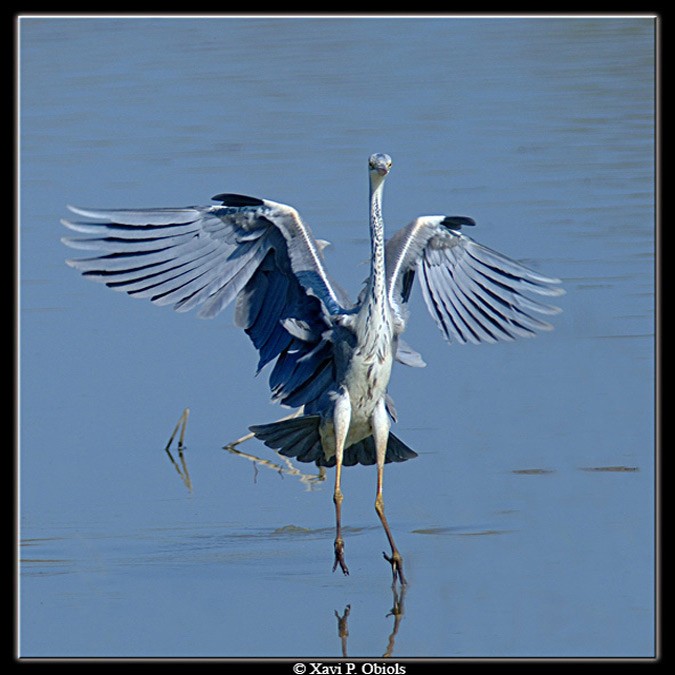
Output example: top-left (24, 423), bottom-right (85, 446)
top-left (368, 153), bottom-right (392, 182)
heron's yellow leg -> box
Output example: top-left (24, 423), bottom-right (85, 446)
top-left (332, 391), bottom-right (351, 575)
top-left (372, 398), bottom-right (406, 585)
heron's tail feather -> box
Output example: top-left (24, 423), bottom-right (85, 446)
top-left (250, 415), bottom-right (325, 465)
top-left (249, 415), bottom-right (418, 468)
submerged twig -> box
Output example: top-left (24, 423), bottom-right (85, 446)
top-left (224, 408), bottom-right (303, 449)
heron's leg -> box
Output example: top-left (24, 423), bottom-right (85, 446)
top-left (372, 398), bottom-right (406, 585)
top-left (332, 391), bottom-right (351, 576)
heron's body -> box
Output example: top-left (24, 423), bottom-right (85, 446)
top-left (318, 158), bottom-right (396, 461)
top-left (62, 153), bottom-right (564, 584)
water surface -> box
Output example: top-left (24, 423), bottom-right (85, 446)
top-left (19, 16), bottom-right (655, 658)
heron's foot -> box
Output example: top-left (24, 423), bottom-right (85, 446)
top-left (383, 550), bottom-right (407, 586)
top-left (333, 538), bottom-right (350, 576)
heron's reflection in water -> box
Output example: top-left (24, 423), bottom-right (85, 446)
top-left (334, 604), bottom-right (350, 658)
top-left (335, 584), bottom-right (407, 658)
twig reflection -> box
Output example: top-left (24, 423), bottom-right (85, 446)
top-left (164, 407), bottom-right (192, 492)
top-left (222, 440), bottom-right (326, 490)
top-left (222, 408), bottom-right (326, 490)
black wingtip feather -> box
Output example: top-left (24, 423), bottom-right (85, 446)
top-left (212, 193), bottom-right (265, 207)
top-left (441, 216), bottom-right (476, 230)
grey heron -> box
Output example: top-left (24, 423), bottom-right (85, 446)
top-left (62, 153), bottom-right (564, 584)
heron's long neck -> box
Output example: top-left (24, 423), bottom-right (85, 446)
top-left (368, 180), bottom-right (387, 308)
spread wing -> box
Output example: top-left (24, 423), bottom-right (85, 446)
top-left (386, 215), bottom-right (564, 345)
top-left (62, 194), bottom-right (352, 407)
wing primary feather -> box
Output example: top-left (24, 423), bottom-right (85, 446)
top-left (420, 260), bottom-right (467, 344)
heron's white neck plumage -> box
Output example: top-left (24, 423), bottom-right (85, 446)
top-left (342, 159), bottom-right (395, 423)
top-left (367, 173), bottom-right (388, 308)
top-left (349, 159), bottom-right (394, 376)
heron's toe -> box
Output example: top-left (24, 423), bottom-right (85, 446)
top-left (383, 550), bottom-right (406, 585)
top-left (333, 538), bottom-right (349, 576)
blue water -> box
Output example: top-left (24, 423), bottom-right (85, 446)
top-left (19, 16), bottom-right (655, 658)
